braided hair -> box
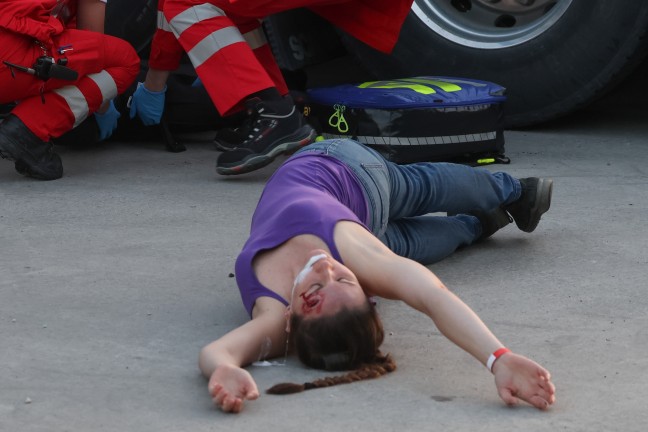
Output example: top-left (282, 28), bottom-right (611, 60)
top-left (266, 301), bottom-right (397, 395)
top-left (267, 352), bottom-right (396, 394)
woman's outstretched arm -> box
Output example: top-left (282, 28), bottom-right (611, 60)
top-left (336, 222), bottom-right (556, 410)
top-left (198, 299), bottom-right (287, 413)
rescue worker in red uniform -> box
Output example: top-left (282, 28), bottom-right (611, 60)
top-left (130, 0), bottom-right (414, 175)
top-left (0, 0), bottom-right (140, 180)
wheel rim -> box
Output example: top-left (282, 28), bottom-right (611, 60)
top-left (412, 0), bottom-right (573, 49)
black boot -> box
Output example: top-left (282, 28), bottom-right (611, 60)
top-left (0, 115), bottom-right (63, 180)
top-left (504, 177), bottom-right (553, 232)
top-left (215, 98), bottom-right (316, 175)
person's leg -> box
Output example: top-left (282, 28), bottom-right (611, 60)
top-left (381, 161), bottom-right (558, 263)
top-left (385, 161), bottom-right (521, 220)
top-left (163, 0), bottom-right (316, 174)
top-left (373, 162), bottom-right (522, 262)
top-left (12, 30), bottom-right (139, 141)
top-left (162, 0), bottom-right (277, 115)
top-left (1, 30), bottom-right (139, 180)
top-left (385, 160), bottom-right (553, 236)
top-left (0, 32), bottom-right (61, 180)
top-left (378, 215), bottom-right (478, 264)
top-left (0, 32), bottom-right (45, 104)
top-left (209, 0), bottom-right (351, 108)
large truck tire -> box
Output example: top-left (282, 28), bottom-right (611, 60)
top-left (342, 0), bottom-right (648, 127)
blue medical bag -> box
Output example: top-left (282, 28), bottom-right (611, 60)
top-left (304, 77), bottom-right (509, 165)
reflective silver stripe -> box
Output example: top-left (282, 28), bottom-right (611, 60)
top-left (157, 11), bottom-right (173, 32)
top-left (187, 27), bottom-right (245, 68)
top-left (243, 27), bottom-right (267, 50)
top-left (53, 86), bottom-right (88, 128)
top-left (88, 70), bottom-right (118, 102)
top-left (169, 4), bottom-right (244, 68)
top-left (51, 71), bottom-right (118, 128)
top-left (322, 131), bottom-right (498, 146)
top-left (169, 4), bottom-right (226, 37)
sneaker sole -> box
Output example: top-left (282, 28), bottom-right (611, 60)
top-left (216, 127), bottom-right (317, 175)
top-left (522, 178), bottom-right (553, 232)
top-left (213, 139), bottom-right (236, 152)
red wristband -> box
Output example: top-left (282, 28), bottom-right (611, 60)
top-left (486, 347), bottom-right (511, 373)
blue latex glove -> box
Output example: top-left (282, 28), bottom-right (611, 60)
top-left (94, 100), bottom-right (121, 141)
top-left (128, 82), bottom-right (166, 126)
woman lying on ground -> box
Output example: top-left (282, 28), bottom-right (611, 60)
top-left (199, 138), bottom-right (556, 413)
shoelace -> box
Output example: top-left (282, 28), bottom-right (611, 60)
top-left (245, 118), bottom-right (264, 143)
top-left (243, 105), bottom-right (269, 143)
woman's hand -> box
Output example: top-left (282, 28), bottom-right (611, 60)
top-left (492, 352), bottom-right (556, 410)
top-left (207, 364), bottom-right (260, 413)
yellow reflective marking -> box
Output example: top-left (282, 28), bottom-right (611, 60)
top-left (400, 78), bottom-right (462, 92)
top-left (358, 81), bottom-right (436, 94)
top-left (477, 158), bottom-right (496, 165)
top-left (357, 78), bottom-right (463, 95)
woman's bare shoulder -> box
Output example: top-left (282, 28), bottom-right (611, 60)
top-left (334, 221), bottom-right (401, 296)
top-left (334, 221), bottom-right (390, 255)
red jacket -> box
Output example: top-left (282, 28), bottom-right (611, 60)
top-left (0, 0), bottom-right (77, 49)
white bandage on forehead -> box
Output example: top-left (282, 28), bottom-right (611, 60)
top-left (290, 253), bottom-right (328, 304)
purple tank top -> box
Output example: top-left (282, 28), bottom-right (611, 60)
top-left (235, 153), bottom-right (369, 317)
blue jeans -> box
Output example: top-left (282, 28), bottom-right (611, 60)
top-left (294, 139), bottom-right (521, 264)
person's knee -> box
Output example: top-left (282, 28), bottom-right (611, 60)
top-left (102, 34), bottom-right (140, 91)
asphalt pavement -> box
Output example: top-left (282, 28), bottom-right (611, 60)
top-left (1, 105), bottom-right (647, 431)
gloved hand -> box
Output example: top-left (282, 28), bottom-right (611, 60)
top-left (128, 82), bottom-right (166, 126)
top-left (94, 100), bottom-right (121, 141)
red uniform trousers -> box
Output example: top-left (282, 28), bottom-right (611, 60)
top-left (153, 0), bottom-right (411, 116)
top-left (0, 28), bottom-right (140, 142)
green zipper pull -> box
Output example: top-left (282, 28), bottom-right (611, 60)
top-left (328, 104), bottom-right (349, 133)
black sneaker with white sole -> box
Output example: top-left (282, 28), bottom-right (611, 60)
top-left (216, 98), bottom-right (316, 175)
